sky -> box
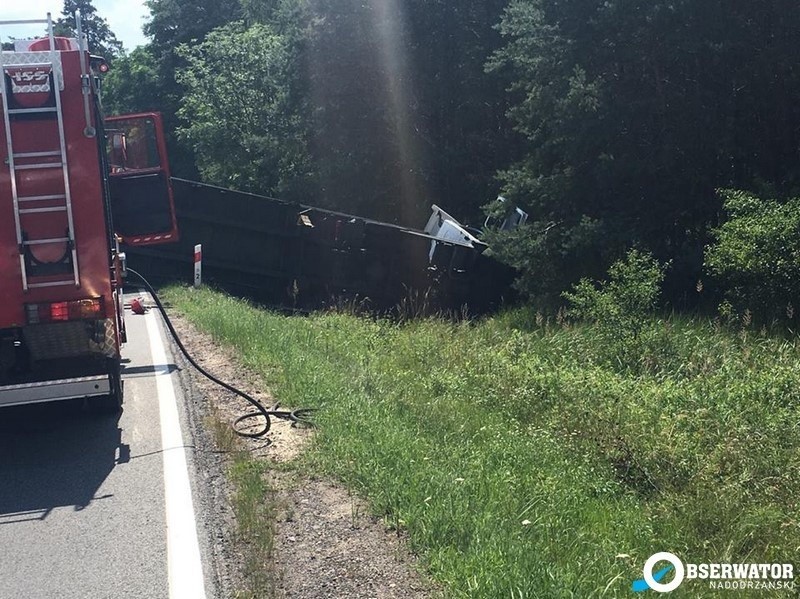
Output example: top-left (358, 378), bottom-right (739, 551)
top-left (4, 0), bottom-right (150, 51)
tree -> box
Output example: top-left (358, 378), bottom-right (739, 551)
top-left (291, 0), bottom-right (516, 224)
top-left (131, 0), bottom-right (246, 177)
top-left (404, 0), bottom-right (520, 224)
top-left (295, 0), bottom-right (426, 221)
top-left (176, 22), bottom-right (313, 198)
top-left (487, 0), bottom-right (800, 302)
top-left (106, 0), bottom-right (519, 223)
top-left (101, 46), bottom-right (159, 116)
top-left (705, 190), bottom-right (800, 321)
top-left (55, 0), bottom-right (123, 58)
top-left (144, 0), bottom-right (242, 56)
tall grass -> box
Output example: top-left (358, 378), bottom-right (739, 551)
top-left (165, 286), bottom-right (800, 598)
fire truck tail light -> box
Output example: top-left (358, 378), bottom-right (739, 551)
top-left (26, 298), bottom-right (105, 324)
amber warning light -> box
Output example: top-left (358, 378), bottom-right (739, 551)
top-left (25, 298), bottom-right (105, 324)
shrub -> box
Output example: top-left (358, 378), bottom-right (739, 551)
top-left (562, 249), bottom-right (668, 370)
top-left (705, 189), bottom-right (800, 321)
top-left (481, 215), bottom-right (606, 306)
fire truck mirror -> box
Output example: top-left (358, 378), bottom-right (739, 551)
top-left (108, 131), bottom-right (127, 171)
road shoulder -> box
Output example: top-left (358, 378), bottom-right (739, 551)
top-left (165, 309), bottom-right (440, 599)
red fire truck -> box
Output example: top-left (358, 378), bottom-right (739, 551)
top-left (0, 14), bottom-right (177, 411)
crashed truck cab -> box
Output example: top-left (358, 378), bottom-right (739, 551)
top-left (0, 14), bottom-right (177, 411)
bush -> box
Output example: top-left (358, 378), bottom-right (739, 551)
top-left (563, 249), bottom-right (669, 371)
top-left (705, 189), bottom-right (800, 321)
top-left (481, 215), bottom-right (607, 305)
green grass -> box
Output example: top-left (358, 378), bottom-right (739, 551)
top-left (164, 286), bottom-right (800, 598)
top-left (229, 458), bottom-right (277, 598)
top-left (205, 409), bottom-right (278, 598)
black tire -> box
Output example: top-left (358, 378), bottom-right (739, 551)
top-left (93, 358), bottom-right (123, 414)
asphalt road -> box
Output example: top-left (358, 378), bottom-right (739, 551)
top-left (0, 297), bottom-right (216, 599)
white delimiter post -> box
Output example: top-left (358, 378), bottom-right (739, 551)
top-left (193, 244), bottom-right (202, 287)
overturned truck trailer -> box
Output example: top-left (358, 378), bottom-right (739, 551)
top-left (125, 179), bottom-right (518, 314)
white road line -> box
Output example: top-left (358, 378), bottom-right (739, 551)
top-left (144, 309), bottom-right (207, 599)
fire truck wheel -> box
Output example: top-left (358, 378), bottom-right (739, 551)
top-left (94, 359), bottom-right (123, 414)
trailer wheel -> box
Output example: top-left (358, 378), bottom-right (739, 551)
top-left (94, 358), bottom-right (123, 414)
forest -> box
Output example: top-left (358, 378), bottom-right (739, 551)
top-left (61, 0), bottom-right (800, 318)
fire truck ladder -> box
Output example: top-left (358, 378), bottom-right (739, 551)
top-left (0, 13), bottom-right (80, 291)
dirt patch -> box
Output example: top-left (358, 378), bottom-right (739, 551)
top-left (167, 312), bottom-right (438, 599)
top-left (272, 477), bottom-right (436, 598)
top-left (170, 315), bottom-right (311, 463)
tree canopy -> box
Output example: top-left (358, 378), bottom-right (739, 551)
top-left (491, 0), bottom-right (800, 295)
top-left (176, 21), bottom-right (312, 197)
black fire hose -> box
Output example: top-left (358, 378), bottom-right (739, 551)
top-left (125, 269), bottom-right (315, 438)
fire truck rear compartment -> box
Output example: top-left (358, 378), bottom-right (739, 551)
top-left (0, 321), bottom-right (119, 407)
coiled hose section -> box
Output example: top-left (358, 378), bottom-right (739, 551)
top-left (126, 269), bottom-right (314, 438)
